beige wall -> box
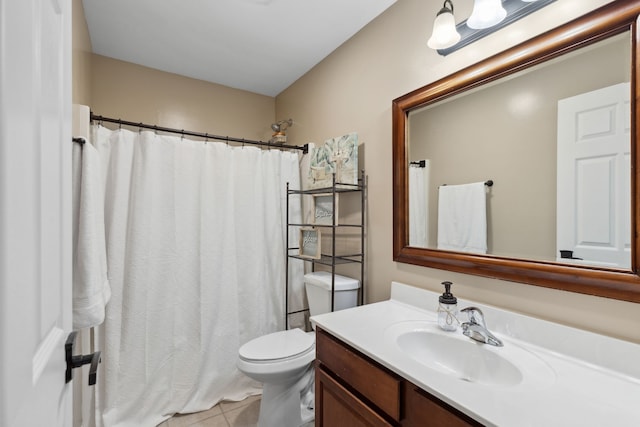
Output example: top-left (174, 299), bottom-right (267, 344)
top-left (89, 55), bottom-right (276, 141)
top-left (72, 0), bottom-right (92, 105)
top-left (276, 0), bottom-right (640, 343)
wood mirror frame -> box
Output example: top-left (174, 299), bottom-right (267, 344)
top-left (392, 1), bottom-right (640, 303)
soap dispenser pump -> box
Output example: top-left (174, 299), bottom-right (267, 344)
top-left (438, 281), bottom-right (458, 331)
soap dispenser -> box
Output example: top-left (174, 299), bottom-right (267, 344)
top-left (438, 281), bottom-right (458, 331)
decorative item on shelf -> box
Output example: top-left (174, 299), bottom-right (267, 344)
top-left (313, 194), bottom-right (339, 226)
top-left (299, 228), bottom-right (321, 259)
top-left (428, 0), bottom-right (556, 56)
top-left (269, 119), bottom-right (293, 144)
top-left (308, 132), bottom-right (358, 189)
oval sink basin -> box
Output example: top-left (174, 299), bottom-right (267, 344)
top-left (385, 321), bottom-right (555, 389)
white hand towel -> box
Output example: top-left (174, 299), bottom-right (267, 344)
top-left (72, 138), bottom-right (111, 330)
top-left (409, 164), bottom-right (429, 247)
top-left (437, 182), bottom-right (487, 254)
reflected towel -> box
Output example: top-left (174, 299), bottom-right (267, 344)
top-left (72, 138), bottom-right (111, 329)
top-left (437, 182), bottom-right (487, 254)
top-left (409, 164), bottom-right (429, 247)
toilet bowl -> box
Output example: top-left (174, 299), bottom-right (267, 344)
top-left (238, 328), bottom-right (316, 427)
top-left (236, 272), bottom-right (360, 427)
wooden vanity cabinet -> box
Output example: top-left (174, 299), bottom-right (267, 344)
top-left (315, 328), bottom-right (484, 427)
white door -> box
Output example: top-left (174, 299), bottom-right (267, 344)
top-left (557, 82), bottom-right (630, 268)
top-left (0, 0), bottom-right (73, 426)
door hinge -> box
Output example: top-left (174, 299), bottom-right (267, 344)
top-left (65, 331), bottom-right (101, 386)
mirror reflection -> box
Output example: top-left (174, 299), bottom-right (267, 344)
top-left (407, 32), bottom-right (631, 270)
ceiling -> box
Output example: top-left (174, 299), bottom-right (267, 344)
top-left (82, 0), bottom-right (397, 97)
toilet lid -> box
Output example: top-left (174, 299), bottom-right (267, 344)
top-left (239, 328), bottom-right (314, 361)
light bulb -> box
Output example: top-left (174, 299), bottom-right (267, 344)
top-left (467, 0), bottom-right (507, 30)
top-left (427, 1), bottom-right (461, 50)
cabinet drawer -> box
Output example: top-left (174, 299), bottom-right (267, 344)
top-left (403, 382), bottom-right (484, 427)
top-left (316, 328), bottom-right (402, 421)
top-left (316, 367), bottom-right (393, 427)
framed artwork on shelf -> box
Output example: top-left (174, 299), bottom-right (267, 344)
top-left (308, 132), bottom-right (358, 189)
top-left (299, 228), bottom-right (321, 259)
top-left (313, 194), bottom-right (338, 225)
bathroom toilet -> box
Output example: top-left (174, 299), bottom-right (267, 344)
top-left (237, 272), bottom-right (360, 427)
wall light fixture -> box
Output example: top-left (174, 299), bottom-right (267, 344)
top-left (429, 0), bottom-right (556, 56)
top-left (270, 119), bottom-right (293, 144)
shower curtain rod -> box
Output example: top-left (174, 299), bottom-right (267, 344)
top-left (90, 113), bottom-right (309, 154)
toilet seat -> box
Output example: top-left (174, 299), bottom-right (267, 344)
top-left (239, 328), bottom-right (315, 363)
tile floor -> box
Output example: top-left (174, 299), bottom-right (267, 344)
top-left (157, 395), bottom-right (315, 427)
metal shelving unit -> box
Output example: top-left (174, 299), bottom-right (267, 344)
top-left (285, 170), bottom-right (366, 329)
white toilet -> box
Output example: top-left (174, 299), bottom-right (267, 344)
top-left (237, 271), bottom-right (360, 427)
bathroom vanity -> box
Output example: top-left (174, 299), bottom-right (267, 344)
top-left (311, 282), bottom-right (640, 426)
top-left (315, 327), bottom-right (481, 426)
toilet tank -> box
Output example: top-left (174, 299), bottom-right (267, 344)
top-left (304, 271), bottom-right (360, 317)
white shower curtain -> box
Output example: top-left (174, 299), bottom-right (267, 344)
top-left (409, 163), bottom-right (429, 247)
top-left (91, 125), bottom-right (303, 427)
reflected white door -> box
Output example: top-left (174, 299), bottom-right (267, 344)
top-left (557, 82), bottom-right (630, 268)
top-left (0, 0), bottom-right (72, 426)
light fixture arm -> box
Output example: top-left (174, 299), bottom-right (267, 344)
top-left (438, 0), bottom-right (455, 17)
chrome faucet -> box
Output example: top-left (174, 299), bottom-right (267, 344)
top-left (460, 307), bottom-right (503, 347)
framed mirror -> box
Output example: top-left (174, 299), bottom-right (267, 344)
top-left (392, 1), bottom-right (640, 303)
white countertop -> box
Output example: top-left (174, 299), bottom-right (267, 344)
top-left (311, 282), bottom-right (640, 426)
